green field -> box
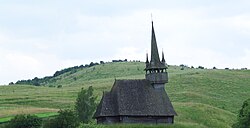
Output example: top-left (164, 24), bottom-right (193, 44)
top-left (0, 62), bottom-right (250, 128)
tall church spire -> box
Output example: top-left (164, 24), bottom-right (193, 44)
top-left (145, 21), bottom-right (166, 70)
top-left (150, 21), bottom-right (161, 65)
top-left (145, 21), bottom-right (168, 86)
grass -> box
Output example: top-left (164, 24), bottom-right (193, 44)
top-left (80, 123), bottom-right (207, 128)
top-left (0, 117), bottom-right (12, 124)
top-left (0, 62), bottom-right (250, 127)
top-left (0, 112), bottom-right (58, 124)
top-left (34, 112), bottom-right (59, 118)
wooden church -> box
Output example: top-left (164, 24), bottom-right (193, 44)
top-left (93, 21), bottom-right (177, 124)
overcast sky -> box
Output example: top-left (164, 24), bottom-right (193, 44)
top-left (0, 0), bottom-right (250, 85)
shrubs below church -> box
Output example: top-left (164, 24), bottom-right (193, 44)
top-left (43, 109), bottom-right (80, 128)
top-left (6, 110), bottom-right (80, 128)
top-left (5, 86), bottom-right (97, 128)
top-left (5, 114), bottom-right (42, 128)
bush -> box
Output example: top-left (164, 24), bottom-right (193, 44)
top-left (75, 86), bottom-right (97, 123)
top-left (43, 109), bottom-right (79, 128)
top-left (8, 82), bottom-right (14, 85)
top-left (48, 85), bottom-right (55, 87)
top-left (198, 66), bottom-right (204, 69)
top-left (180, 67), bottom-right (184, 70)
top-left (6, 114), bottom-right (42, 128)
top-left (232, 98), bottom-right (250, 128)
top-left (100, 61), bottom-right (105, 64)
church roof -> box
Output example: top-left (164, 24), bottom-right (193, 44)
top-left (93, 79), bottom-right (177, 118)
top-left (146, 22), bottom-right (167, 70)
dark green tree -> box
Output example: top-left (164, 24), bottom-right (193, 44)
top-left (8, 82), bottom-right (14, 85)
top-left (75, 86), bottom-right (97, 123)
top-left (43, 109), bottom-right (79, 128)
top-left (198, 66), bottom-right (204, 69)
top-left (6, 114), bottom-right (42, 128)
top-left (233, 98), bottom-right (250, 128)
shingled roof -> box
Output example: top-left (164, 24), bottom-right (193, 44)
top-left (94, 79), bottom-right (177, 118)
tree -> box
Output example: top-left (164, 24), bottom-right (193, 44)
top-left (9, 82), bottom-right (14, 85)
top-left (89, 62), bottom-right (95, 67)
top-left (232, 98), bottom-right (250, 128)
top-left (43, 109), bottom-right (79, 128)
top-left (57, 85), bottom-right (63, 88)
top-left (179, 64), bottom-right (185, 67)
top-left (75, 86), bottom-right (97, 123)
top-left (6, 114), bottom-right (42, 128)
top-left (198, 66), bottom-right (204, 69)
top-left (100, 61), bottom-right (105, 64)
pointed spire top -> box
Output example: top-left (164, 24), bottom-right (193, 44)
top-left (145, 21), bottom-right (167, 70)
top-left (162, 51), bottom-right (166, 63)
top-left (150, 21), bottom-right (161, 64)
top-left (146, 52), bottom-right (149, 63)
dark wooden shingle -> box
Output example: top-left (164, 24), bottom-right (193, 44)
top-left (94, 79), bottom-right (176, 118)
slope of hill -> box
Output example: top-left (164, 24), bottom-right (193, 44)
top-left (0, 62), bottom-right (250, 128)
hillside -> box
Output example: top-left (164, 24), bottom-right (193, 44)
top-left (1, 62), bottom-right (250, 128)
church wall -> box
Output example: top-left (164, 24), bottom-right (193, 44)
top-left (156, 116), bottom-right (174, 124)
top-left (152, 83), bottom-right (165, 89)
top-left (146, 72), bottom-right (168, 84)
top-left (97, 116), bottom-right (174, 124)
top-left (97, 116), bottom-right (120, 124)
top-left (120, 116), bottom-right (174, 124)
top-left (121, 116), bottom-right (156, 124)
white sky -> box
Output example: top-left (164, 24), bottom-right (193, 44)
top-left (0, 0), bottom-right (250, 85)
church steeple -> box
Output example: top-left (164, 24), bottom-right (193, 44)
top-left (145, 21), bottom-right (168, 88)
top-left (150, 21), bottom-right (161, 65)
top-left (145, 21), bottom-right (167, 71)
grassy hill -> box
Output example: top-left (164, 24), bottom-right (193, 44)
top-left (0, 62), bottom-right (250, 128)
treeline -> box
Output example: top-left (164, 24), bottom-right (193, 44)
top-left (53, 62), bottom-right (99, 77)
top-left (179, 64), bottom-right (248, 70)
top-left (12, 59), bottom-right (129, 86)
top-left (13, 61), bottom-right (102, 86)
top-left (112, 59), bottom-right (127, 62)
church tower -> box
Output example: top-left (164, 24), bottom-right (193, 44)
top-left (145, 21), bottom-right (168, 89)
